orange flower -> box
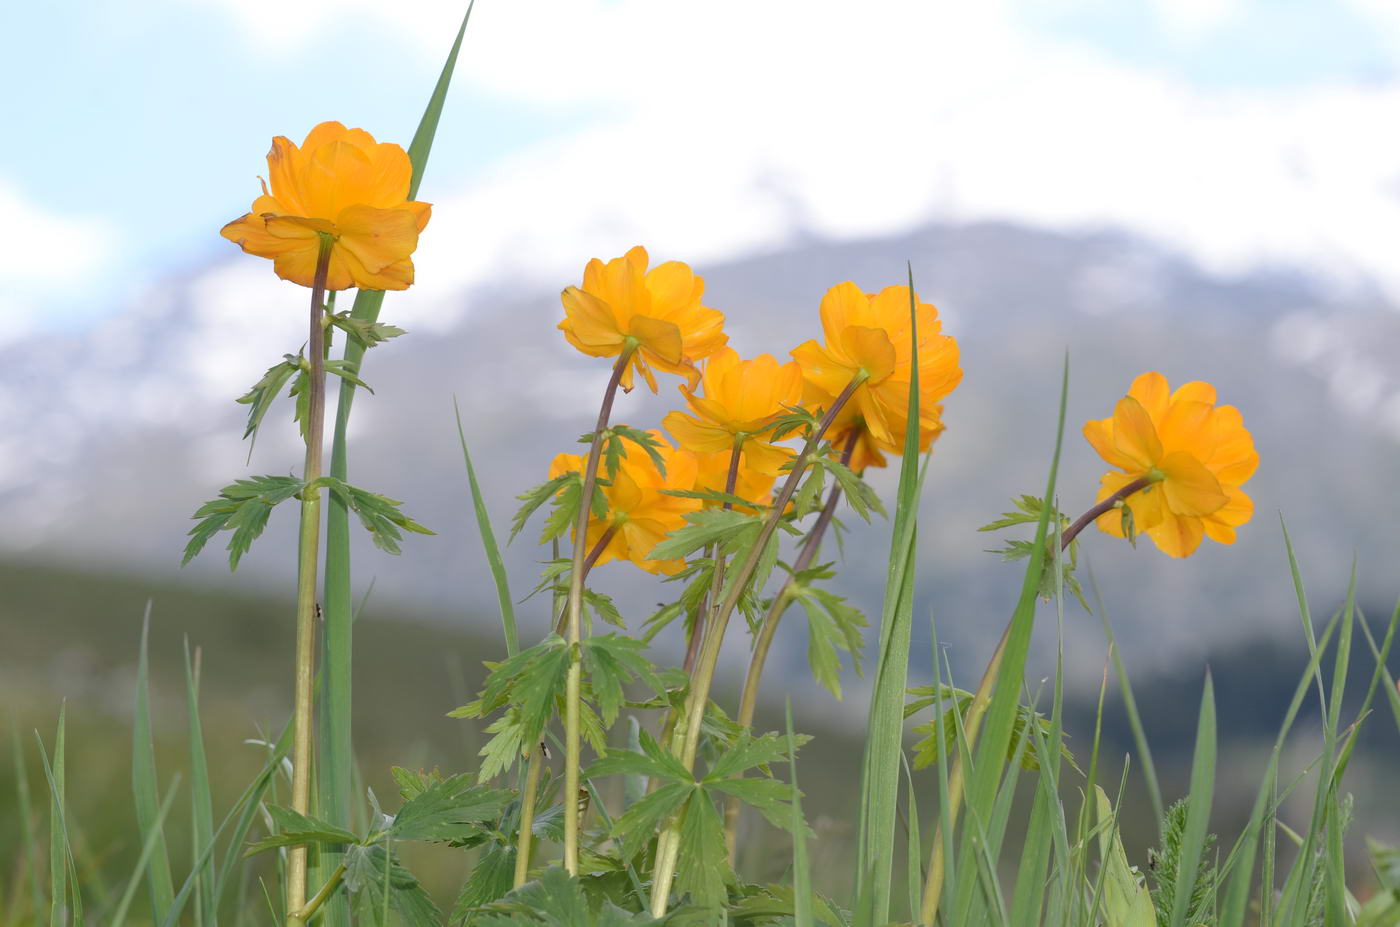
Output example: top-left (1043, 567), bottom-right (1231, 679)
top-left (662, 347), bottom-right (803, 475)
top-left (220, 122), bottom-right (431, 291)
top-left (558, 246), bottom-right (727, 392)
top-left (549, 434), bottom-right (701, 575)
top-left (682, 447), bottom-right (783, 514)
top-left (1084, 372), bottom-right (1258, 558)
top-left (791, 282), bottom-right (961, 469)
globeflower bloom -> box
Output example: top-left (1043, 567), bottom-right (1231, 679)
top-left (682, 447), bottom-right (784, 514)
top-left (662, 347), bottom-right (803, 474)
top-left (220, 121), bottom-right (431, 291)
top-left (558, 246), bottom-right (728, 392)
top-left (1084, 372), bottom-right (1258, 558)
top-left (791, 282), bottom-right (962, 469)
top-left (549, 434), bottom-right (700, 575)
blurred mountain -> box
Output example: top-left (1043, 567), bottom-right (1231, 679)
top-left (5, 220), bottom-right (1400, 693)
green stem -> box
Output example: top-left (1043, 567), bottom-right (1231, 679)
top-left (563, 346), bottom-right (636, 875)
top-left (650, 374), bottom-right (865, 916)
top-left (292, 863), bottom-right (346, 923)
top-left (288, 235), bottom-right (334, 924)
top-left (684, 440), bottom-right (746, 674)
top-left (724, 431), bottom-right (857, 864)
top-left (512, 746), bottom-right (546, 888)
top-left (917, 473), bottom-right (1153, 926)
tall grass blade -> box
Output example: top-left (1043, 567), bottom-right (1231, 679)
top-left (317, 7), bottom-right (475, 920)
top-left (1088, 567), bottom-right (1165, 828)
top-left (11, 719), bottom-right (45, 920)
top-left (183, 639), bottom-right (217, 926)
top-left (111, 776), bottom-right (183, 926)
top-left (134, 607), bottom-right (176, 921)
top-left (900, 751), bottom-right (921, 922)
top-left (786, 700), bottom-right (814, 927)
top-left (852, 266), bottom-right (926, 926)
top-left (1167, 672), bottom-right (1216, 927)
top-left (36, 707), bottom-right (81, 927)
top-left (455, 397), bottom-right (518, 656)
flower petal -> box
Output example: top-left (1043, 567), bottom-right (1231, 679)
top-left (839, 325), bottom-right (897, 383)
top-left (1158, 451), bottom-right (1228, 516)
top-left (560, 286), bottom-right (625, 349)
top-left (1110, 396), bottom-right (1163, 470)
top-left (1146, 510), bottom-right (1205, 558)
top-left (662, 410), bottom-right (734, 454)
top-left (1127, 371), bottom-right (1170, 424)
top-left (629, 315), bottom-right (684, 364)
top-left (334, 203), bottom-right (422, 274)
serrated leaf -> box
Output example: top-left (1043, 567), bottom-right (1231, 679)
top-left (325, 358), bottom-right (374, 393)
top-left (790, 581), bottom-right (868, 699)
top-left (387, 774), bottom-right (511, 843)
top-left (612, 424), bottom-right (667, 477)
top-left (345, 843), bottom-right (441, 927)
top-left (319, 478), bottom-right (434, 555)
top-left (512, 475), bottom-right (573, 544)
top-left (648, 508), bottom-right (760, 562)
top-left (235, 355), bottom-right (299, 443)
top-left (814, 457), bottom-right (885, 521)
top-left (580, 635), bottom-right (664, 726)
top-left (183, 475), bottom-right (305, 569)
top-left (243, 806), bottom-right (358, 856)
top-left (610, 782), bottom-right (693, 863)
top-left (673, 790), bottom-right (731, 910)
top-left (331, 313), bottom-right (406, 349)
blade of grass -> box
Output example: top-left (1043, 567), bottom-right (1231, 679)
top-left (134, 606), bottom-right (176, 922)
top-left (11, 719), bottom-right (45, 920)
top-left (184, 639), bottom-right (217, 927)
top-left (787, 700), bottom-right (814, 927)
top-left (1166, 671), bottom-right (1216, 927)
top-left (851, 266), bottom-right (927, 926)
top-left (36, 707), bottom-right (82, 927)
top-left (111, 776), bottom-right (183, 926)
top-left (901, 750), bottom-right (921, 922)
top-left (316, 8), bottom-right (475, 921)
top-left (1087, 563), bottom-right (1165, 829)
top-left (454, 396), bottom-right (518, 656)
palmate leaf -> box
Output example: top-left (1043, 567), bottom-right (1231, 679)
top-left (318, 477), bottom-right (434, 555)
top-left (607, 424), bottom-right (668, 477)
top-left (674, 789), bottom-right (733, 910)
top-left (330, 313), bottom-right (406, 349)
top-left (243, 806), bottom-right (357, 855)
top-left (464, 866), bottom-right (668, 926)
top-left (385, 773), bottom-right (511, 843)
top-left (345, 843), bottom-right (441, 927)
top-left (728, 884), bottom-right (847, 927)
top-left (511, 475), bottom-right (573, 543)
top-left (580, 635), bottom-right (665, 726)
top-left (649, 508), bottom-right (762, 562)
top-left (812, 457), bottom-right (885, 521)
top-left (450, 844), bottom-right (516, 921)
top-left (770, 404), bottom-right (820, 442)
top-left (451, 636), bottom-right (570, 781)
top-left (979, 494), bottom-right (1090, 608)
top-left (236, 354), bottom-right (300, 443)
top-left (182, 474), bottom-right (306, 569)
top-left (788, 563), bottom-right (868, 699)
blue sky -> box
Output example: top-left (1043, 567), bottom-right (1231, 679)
top-left (3, 0), bottom-right (1397, 335)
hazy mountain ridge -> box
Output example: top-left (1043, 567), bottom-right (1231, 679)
top-left (5, 220), bottom-right (1399, 688)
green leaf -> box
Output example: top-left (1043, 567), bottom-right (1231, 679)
top-left (905, 684), bottom-right (1077, 774)
top-left (317, 478), bottom-right (434, 555)
top-left (324, 358), bottom-right (374, 393)
top-left (586, 729), bottom-right (691, 784)
top-left (612, 424), bottom-right (668, 476)
top-left (235, 354), bottom-right (299, 443)
top-left (450, 844), bottom-right (517, 920)
top-left (1166, 673), bottom-right (1216, 927)
top-left (345, 843), bottom-right (441, 927)
top-left (243, 806), bottom-right (358, 855)
top-left (331, 313), bottom-right (406, 349)
top-left (511, 475), bottom-right (573, 543)
top-left (609, 783), bottom-right (692, 863)
top-left (648, 508), bottom-right (761, 562)
top-left (728, 883), bottom-right (846, 927)
top-left (387, 774), bottom-right (511, 843)
top-left (132, 611), bottom-right (175, 920)
top-left (705, 731), bottom-right (799, 781)
top-left (455, 401), bottom-right (519, 656)
top-left (581, 635), bottom-right (664, 726)
top-left (814, 457), bottom-right (885, 521)
top-left (182, 475), bottom-right (305, 569)
top-left (790, 576), bottom-right (868, 699)
top-left (673, 790), bottom-right (731, 910)
top-left (1095, 787), bottom-right (1158, 927)
top-left (706, 777), bottom-right (800, 833)
top-left (459, 637), bottom-right (571, 781)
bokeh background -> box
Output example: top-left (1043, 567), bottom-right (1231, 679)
top-left (4, 0), bottom-right (1400, 906)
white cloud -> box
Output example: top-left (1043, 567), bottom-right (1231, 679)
top-left (1149, 0), bottom-right (1243, 40)
top-left (194, 0), bottom-right (1400, 322)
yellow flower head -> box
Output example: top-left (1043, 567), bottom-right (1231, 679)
top-left (662, 346), bottom-right (803, 474)
top-left (791, 282), bottom-right (962, 468)
top-left (558, 246), bottom-right (728, 392)
top-left (1084, 372), bottom-right (1258, 558)
top-left (681, 447), bottom-right (784, 515)
top-left (221, 121), bottom-right (431, 291)
top-left (548, 433), bottom-right (700, 576)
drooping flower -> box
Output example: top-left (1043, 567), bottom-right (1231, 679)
top-left (558, 246), bottom-right (727, 392)
top-left (1084, 372), bottom-right (1258, 558)
top-left (221, 121), bottom-right (431, 291)
top-left (791, 282), bottom-right (962, 469)
top-left (549, 433), bottom-right (701, 575)
top-left (662, 347), bottom-right (803, 475)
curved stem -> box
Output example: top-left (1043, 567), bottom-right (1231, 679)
top-left (724, 432), bottom-right (857, 863)
top-left (563, 347), bottom-right (635, 875)
top-left (512, 744), bottom-right (546, 888)
top-left (292, 862), bottom-right (346, 923)
top-left (918, 473), bottom-right (1154, 925)
top-left (287, 235), bottom-right (333, 925)
top-left (650, 375), bottom-right (865, 916)
top-left (684, 440), bottom-right (746, 674)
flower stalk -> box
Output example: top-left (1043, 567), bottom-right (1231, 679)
top-left (918, 473), bottom-right (1154, 926)
top-left (650, 373), bottom-right (866, 916)
top-left (563, 345), bottom-right (637, 874)
top-left (287, 233), bottom-right (334, 922)
top-left (723, 432), bottom-right (858, 862)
